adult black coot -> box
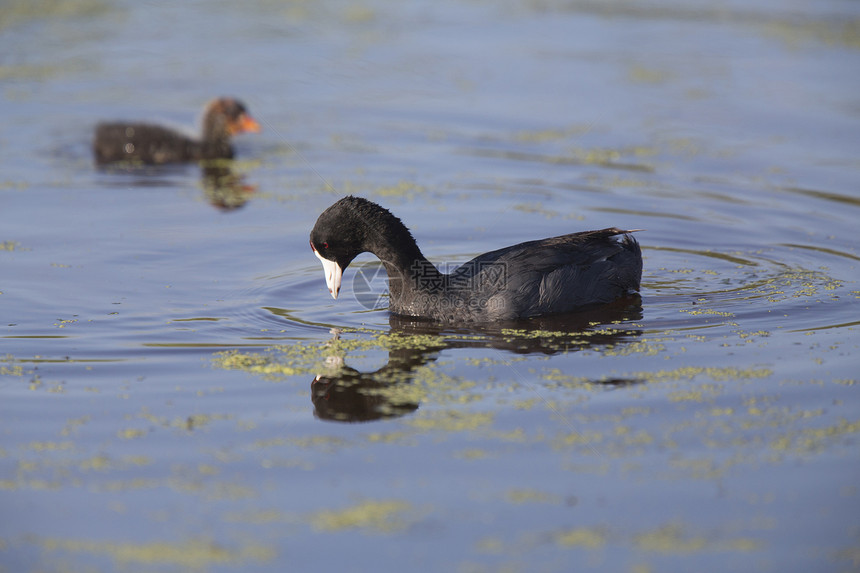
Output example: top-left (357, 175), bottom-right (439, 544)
top-left (93, 97), bottom-right (261, 165)
top-left (309, 196), bottom-right (643, 323)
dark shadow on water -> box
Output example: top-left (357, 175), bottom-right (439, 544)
top-left (312, 296), bottom-right (643, 423)
top-left (93, 161), bottom-right (256, 211)
top-left (200, 164), bottom-right (257, 211)
top-left (389, 294), bottom-right (643, 355)
top-left (312, 347), bottom-right (426, 423)
top-left (94, 161), bottom-right (189, 187)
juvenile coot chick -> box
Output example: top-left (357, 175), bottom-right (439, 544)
top-left (309, 196), bottom-right (642, 323)
top-left (93, 97), bottom-right (261, 165)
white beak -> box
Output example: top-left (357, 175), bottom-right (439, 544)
top-left (313, 249), bottom-right (343, 299)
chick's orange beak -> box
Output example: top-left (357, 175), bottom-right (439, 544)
top-left (232, 113), bottom-right (262, 134)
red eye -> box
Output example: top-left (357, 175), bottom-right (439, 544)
top-left (323, 242), bottom-right (329, 250)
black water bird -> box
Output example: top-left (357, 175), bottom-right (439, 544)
top-left (309, 196), bottom-right (642, 323)
top-left (93, 97), bottom-right (260, 165)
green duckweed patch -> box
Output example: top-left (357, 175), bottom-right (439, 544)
top-left (512, 125), bottom-right (592, 143)
top-left (554, 527), bottom-right (607, 548)
top-left (541, 364), bottom-right (771, 390)
top-left (512, 202), bottom-right (572, 219)
top-left (35, 537), bottom-right (275, 568)
top-left (769, 418), bottom-right (860, 452)
top-left (631, 366), bottom-right (773, 384)
top-left (762, 18), bottom-right (860, 49)
top-left (629, 64), bottom-right (675, 84)
top-left (751, 268), bottom-right (844, 303)
top-left (1, 0), bottom-right (112, 28)
top-left (373, 180), bottom-right (426, 199)
top-left (213, 330), bottom-right (448, 380)
top-left (478, 521), bottom-right (761, 559)
top-left (407, 410), bottom-right (495, 432)
top-left (505, 488), bottom-right (563, 505)
top-left (0, 360), bottom-right (28, 377)
top-left (635, 523), bottom-right (761, 554)
top-left (308, 500), bottom-right (414, 533)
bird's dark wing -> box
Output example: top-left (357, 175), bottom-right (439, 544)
top-left (449, 229), bottom-right (641, 319)
top-left (93, 123), bottom-right (198, 164)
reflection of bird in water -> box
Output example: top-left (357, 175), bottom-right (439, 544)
top-left (200, 164), bottom-right (257, 211)
top-left (93, 97), bottom-right (261, 165)
top-left (310, 298), bottom-right (644, 423)
top-left (311, 349), bottom-right (427, 423)
top-left (389, 294), bottom-right (644, 355)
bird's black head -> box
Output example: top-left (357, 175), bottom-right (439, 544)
top-left (309, 196), bottom-right (377, 298)
top-left (204, 97), bottom-right (261, 139)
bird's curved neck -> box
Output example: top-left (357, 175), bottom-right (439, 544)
top-left (366, 224), bottom-right (442, 304)
top-left (201, 113), bottom-right (231, 145)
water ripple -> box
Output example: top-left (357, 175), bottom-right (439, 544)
top-left (642, 243), bottom-right (853, 332)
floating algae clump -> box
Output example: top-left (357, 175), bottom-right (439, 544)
top-left (213, 330), bottom-right (447, 380)
top-left (37, 537), bottom-right (274, 567)
top-left (309, 500), bottom-right (413, 533)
